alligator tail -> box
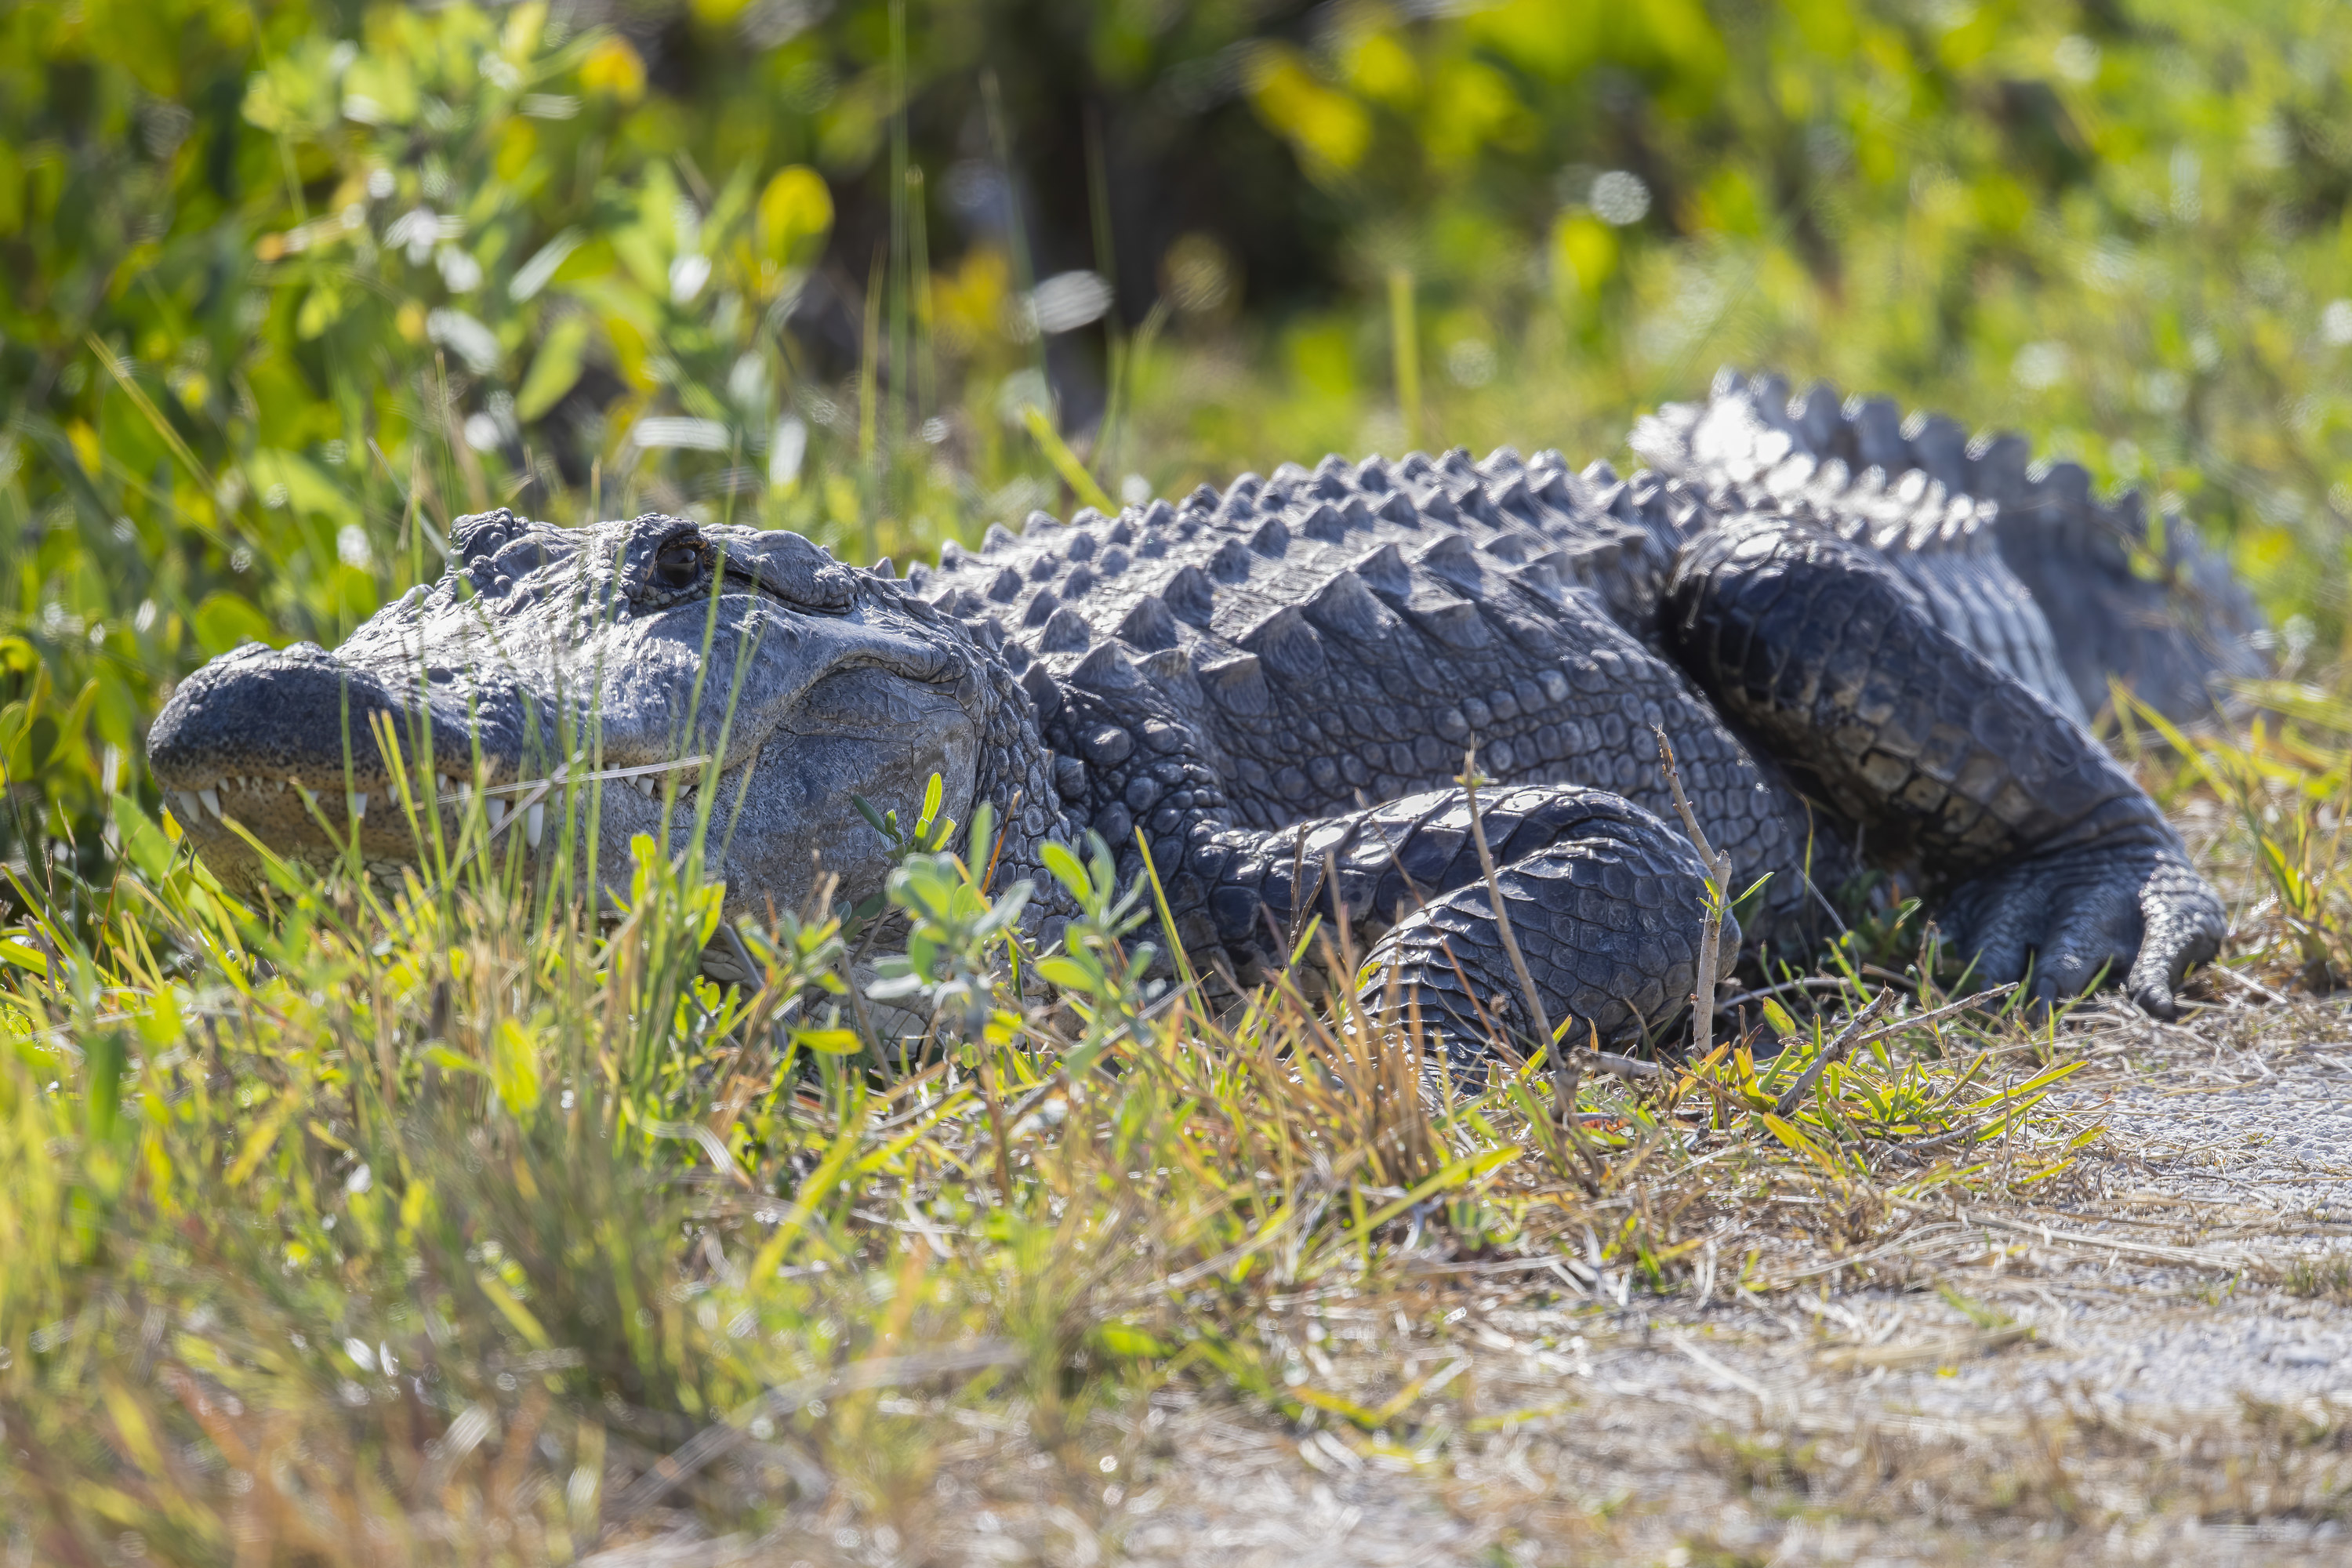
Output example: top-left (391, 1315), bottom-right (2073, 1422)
top-left (1632, 367), bottom-right (2269, 730)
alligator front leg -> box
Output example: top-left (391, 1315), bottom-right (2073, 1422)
top-left (1175, 786), bottom-right (1727, 1062)
top-left (1661, 514), bottom-right (2223, 1017)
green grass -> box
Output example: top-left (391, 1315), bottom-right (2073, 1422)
top-left (0, 769), bottom-right (2114, 1563)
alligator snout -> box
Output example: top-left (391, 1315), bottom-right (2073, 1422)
top-left (147, 638), bottom-right (532, 877)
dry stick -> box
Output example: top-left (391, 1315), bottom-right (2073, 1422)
top-left (979, 1051), bottom-right (1014, 1207)
top-left (1653, 728), bottom-right (1734, 1062)
top-left (1768, 988), bottom-right (1895, 1118)
top-left (2209, 963), bottom-right (2291, 1007)
top-left (1766, 983), bottom-right (2014, 1118)
top-left (1886, 1196), bottom-right (2258, 1275)
top-left (1457, 753), bottom-right (1555, 1073)
top-left (1719, 975), bottom-right (1859, 1010)
top-left (1588, 1050), bottom-right (1664, 1083)
top-left (1458, 753), bottom-right (1600, 1186)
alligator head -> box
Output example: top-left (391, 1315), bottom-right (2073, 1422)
top-left (147, 510), bottom-right (1050, 913)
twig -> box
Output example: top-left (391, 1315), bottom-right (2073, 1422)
top-left (1887, 1197), bottom-right (2260, 1275)
top-left (1719, 975), bottom-right (1860, 1009)
top-left (1769, 989), bottom-right (1896, 1117)
top-left (1457, 753), bottom-right (1555, 1066)
top-left (1666, 1333), bottom-right (1773, 1402)
top-left (1588, 1050), bottom-right (1664, 1082)
top-left (2209, 963), bottom-right (2292, 1007)
top-left (1653, 728), bottom-right (1733, 1061)
top-left (1459, 753), bottom-right (1600, 1187)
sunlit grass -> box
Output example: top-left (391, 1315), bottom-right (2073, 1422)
top-left (0, 761), bottom-right (2132, 1562)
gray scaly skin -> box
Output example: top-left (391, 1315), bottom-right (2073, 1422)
top-left (1634, 368), bottom-right (2269, 728)
top-left (146, 512), bottom-right (1073, 926)
top-left (147, 372), bottom-right (2241, 1057)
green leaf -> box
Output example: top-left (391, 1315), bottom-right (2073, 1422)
top-left (1033, 955), bottom-right (1098, 993)
top-left (516, 312), bottom-right (593, 420)
top-left (851, 793), bottom-right (892, 841)
top-left (1040, 841), bottom-right (1091, 906)
top-left (423, 1044), bottom-right (488, 1078)
top-left (489, 1016), bottom-right (545, 1119)
top-left (1094, 1323), bottom-right (1170, 1359)
top-left (191, 593), bottom-right (277, 659)
top-left (916, 771), bottom-right (946, 844)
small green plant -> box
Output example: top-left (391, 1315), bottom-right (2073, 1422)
top-left (2122, 684), bottom-right (2352, 992)
top-left (2284, 1254), bottom-right (2352, 1301)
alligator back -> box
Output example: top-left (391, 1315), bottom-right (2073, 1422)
top-left (1632, 368), bottom-right (2268, 727)
top-left (906, 447), bottom-right (1817, 923)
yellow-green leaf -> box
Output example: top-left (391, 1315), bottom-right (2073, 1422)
top-left (1033, 955), bottom-right (1098, 993)
top-left (516, 312), bottom-right (593, 421)
top-left (476, 1271), bottom-right (554, 1350)
top-left (756, 165), bottom-right (833, 265)
top-left (224, 1092), bottom-right (300, 1185)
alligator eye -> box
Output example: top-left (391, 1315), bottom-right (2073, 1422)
top-left (654, 537), bottom-right (704, 590)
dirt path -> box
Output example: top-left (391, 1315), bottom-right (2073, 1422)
top-left (583, 1002), bottom-right (2352, 1567)
top-left (1109, 1004), bottom-right (2352, 1566)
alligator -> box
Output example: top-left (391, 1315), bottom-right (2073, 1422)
top-left (146, 370), bottom-right (2257, 1055)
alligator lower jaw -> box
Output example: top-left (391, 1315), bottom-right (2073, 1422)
top-left (156, 760), bottom-right (703, 886)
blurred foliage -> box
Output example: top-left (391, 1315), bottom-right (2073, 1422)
top-left (5, 0), bottom-right (2352, 889)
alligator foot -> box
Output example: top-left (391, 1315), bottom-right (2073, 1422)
top-left (1940, 824), bottom-right (2223, 1020)
top-left (1664, 510), bottom-right (2227, 1021)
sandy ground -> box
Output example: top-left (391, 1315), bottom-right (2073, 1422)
top-left (585, 995), bottom-right (2352, 1567)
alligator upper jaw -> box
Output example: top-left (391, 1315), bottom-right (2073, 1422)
top-left (144, 635), bottom-right (769, 886)
top-left (145, 639), bottom-right (552, 875)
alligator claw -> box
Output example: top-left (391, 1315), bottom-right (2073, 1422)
top-left (1941, 832), bottom-right (2223, 1020)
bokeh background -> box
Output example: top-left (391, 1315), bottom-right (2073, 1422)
top-left (2, 0), bottom-right (2347, 881)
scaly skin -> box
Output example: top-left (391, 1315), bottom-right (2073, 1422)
top-left (147, 372), bottom-right (2249, 1054)
top-left (1664, 514), bottom-right (2222, 1015)
top-left (1634, 368), bottom-right (2269, 727)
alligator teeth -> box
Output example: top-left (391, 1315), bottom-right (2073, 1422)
top-left (176, 791), bottom-right (201, 822)
top-left (436, 774), bottom-right (452, 799)
top-left (524, 802), bottom-right (544, 848)
top-left (635, 774), bottom-right (657, 798)
top-left (487, 798), bottom-right (506, 831)
top-left (456, 782), bottom-right (474, 805)
top-left (350, 793), bottom-right (368, 821)
top-left (198, 787), bottom-right (222, 819)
